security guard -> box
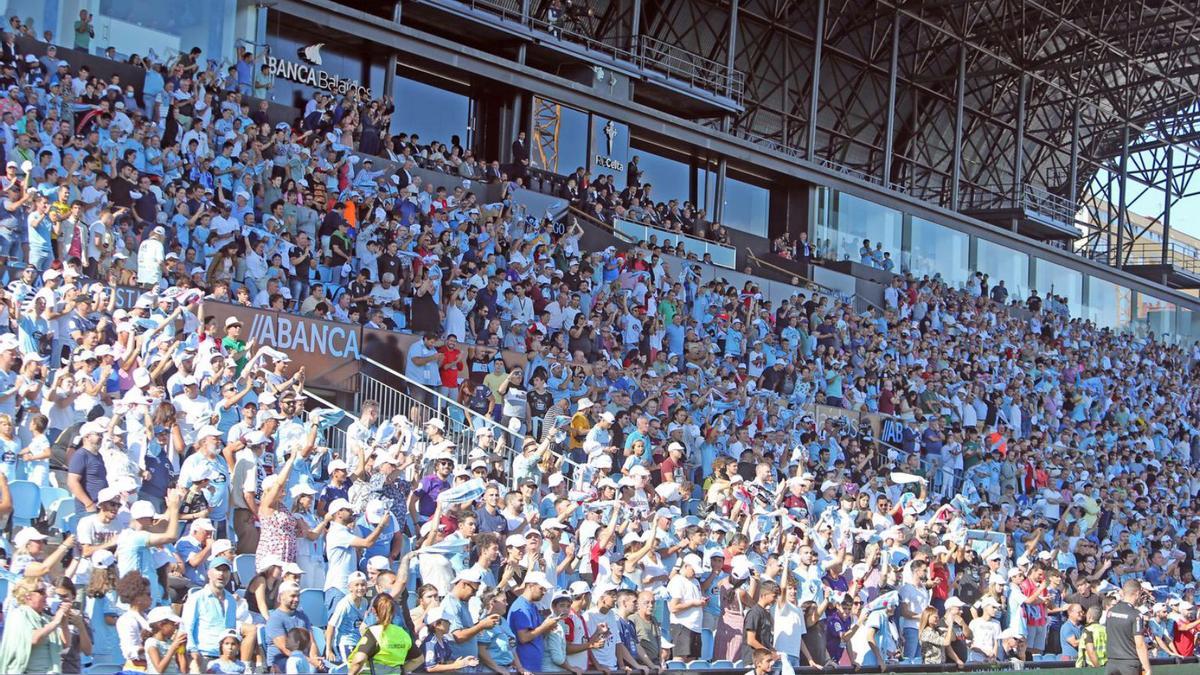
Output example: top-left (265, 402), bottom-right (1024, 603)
top-left (1103, 579), bottom-right (1153, 675)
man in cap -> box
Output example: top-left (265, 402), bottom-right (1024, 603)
top-left (67, 419), bottom-right (109, 514)
top-left (323, 498), bottom-right (390, 615)
top-left (115, 489), bottom-right (185, 606)
top-left (136, 224), bottom-right (167, 286)
top-left (75, 485), bottom-right (128, 565)
top-left (509, 571), bottom-right (559, 670)
top-left (175, 517), bottom-right (218, 586)
top-left (441, 568), bottom-right (502, 662)
top-left (176, 424), bottom-right (231, 534)
top-left (181, 554), bottom-right (260, 670)
top-left (666, 554), bottom-right (706, 659)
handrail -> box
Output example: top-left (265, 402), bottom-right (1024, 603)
top-left (744, 248), bottom-right (881, 312)
top-left (359, 355), bottom-right (586, 476)
top-left (567, 206), bottom-right (635, 242)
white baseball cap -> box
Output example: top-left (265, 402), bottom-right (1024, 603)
top-left (14, 527), bottom-right (48, 548)
top-left (523, 571), bottom-right (553, 589)
top-left (147, 607), bottom-right (181, 624)
top-left (129, 500), bottom-right (158, 520)
top-left (328, 498), bottom-right (354, 515)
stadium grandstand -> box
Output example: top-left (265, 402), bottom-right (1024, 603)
top-left (0, 0), bottom-right (1200, 673)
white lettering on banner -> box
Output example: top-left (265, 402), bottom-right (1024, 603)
top-left (594, 154), bottom-right (624, 171)
top-left (266, 56), bottom-right (371, 98)
top-left (246, 312), bottom-right (360, 359)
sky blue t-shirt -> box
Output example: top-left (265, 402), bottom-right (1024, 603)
top-left (116, 530), bottom-right (164, 604)
top-left (442, 594), bottom-right (478, 659)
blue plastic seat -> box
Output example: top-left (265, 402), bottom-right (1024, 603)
top-left (300, 587), bottom-right (328, 628)
top-left (8, 480), bottom-right (40, 528)
top-left (686, 659), bottom-right (711, 669)
top-left (710, 660), bottom-right (734, 669)
top-left (39, 486), bottom-right (70, 514)
top-left (234, 554), bottom-right (257, 587)
top-left (50, 498), bottom-right (75, 533)
top-left (665, 660), bottom-right (688, 670)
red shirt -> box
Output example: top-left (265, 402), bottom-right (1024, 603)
top-left (1174, 623), bottom-right (1196, 657)
top-left (438, 346), bottom-right (462, 388)
top-left (930, 563), bottom-right (950, 600)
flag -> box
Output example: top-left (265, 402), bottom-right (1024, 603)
top-left (309, 408), bottom-right (345, 430)
top-left (778, 651), bottom-right (795, 675)
top-left (862, 590), bottom-right (899, 615)
top-left (437, 478), bottom-right (486, 505)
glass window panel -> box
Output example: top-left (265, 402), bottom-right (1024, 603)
top-left (1084, 276), bottom-right (1132, 332)
top-left (392, 76), bottom-right (470, 149)
top-left (530, 98), bottom-right (587, 174)
top-left (905, 217), bottom-right (969, 287)
top-left (94, 0), bottom-right (236, 62)
top-left (816, 192), bottom-right (902, 263)
top-left (974, 239), bottom-right (1029, 300)
top-left (1034, 258), bottom-right (1083, 316)
top-left (1133, 293), bottom-right (1177, 341)
top-left (721, 176), bottom-right (769, 238)
top-left (632, 149), bottom-right (690, 205)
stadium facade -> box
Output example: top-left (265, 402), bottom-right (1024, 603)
top-left (22, 0), bottom-right (1200, 339)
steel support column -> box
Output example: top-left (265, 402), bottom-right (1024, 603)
top-left (726, 0), bottom-right (739, 101)
top-left (382, 1), bottom-right (402, 102)
top-left (1117, 124), bottom-right (1130, 267)
top-left (1067, 100), bottom-right (1080, 207)
top-left (1163, 147), bottom-right (1173, 264)
top-left (1013, 75), bottom-right (1026, 196)
top-left (520, 0), bottom-right (530, 25)
top-left (630, 0), bottom-right (641, 52)
top-left (882, 10), bottom-right (899, 188)
top-left (714, 157), bottom-right (728, 222)
top-left (807, 0), bottom-right (825, 159)
top-left (951, 42), bottom-right (965, 210)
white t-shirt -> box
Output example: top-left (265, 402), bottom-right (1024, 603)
top-left (584, 608), bottom-right (619, 669)
top-left (899, 582), bottom-right (931, 630)
top-left (666, 574), bottom-right (703, 631)
top-left (773, 601), bottom-right (807, 656)
top-left (968, 617), bottom-right (1001, 659)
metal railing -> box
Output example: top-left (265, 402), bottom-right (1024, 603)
top-left (635, 35), bottom-right (744, 102)
top-left (428, 0), bottom-right (744, 101)
top-left (1125, 241), bottom-right (1200, 276)
top-left (959, 183), bottom-right (1077, 227)
top-left (357, 356), bottom-right (585, 483)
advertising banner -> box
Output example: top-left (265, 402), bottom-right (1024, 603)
top-left (204, 302), bottom-right (361, 392)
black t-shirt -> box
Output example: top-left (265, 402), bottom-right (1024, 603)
top-left (1103, 600), bottom-right (1144, 661)
top-left (1065, 591), bottom-right (1103, 614)
top-left (742, 604), bottom-right (774, 662)
top-left (528, 389), bottom-right (554, 422)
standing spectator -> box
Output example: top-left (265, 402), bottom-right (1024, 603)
top-left (74, 9), bottom-right (94, 51)
top-left (666, 554), bottom-right (705, 660)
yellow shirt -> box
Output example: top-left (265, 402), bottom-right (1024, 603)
top-left (570, 411), bottom-right (591, 450)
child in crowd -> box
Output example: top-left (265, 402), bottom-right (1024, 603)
top-left (206, 630), bottom-right (247, 674)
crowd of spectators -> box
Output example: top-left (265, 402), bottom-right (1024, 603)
top-left (0, 16), bottom-right (1194, 675)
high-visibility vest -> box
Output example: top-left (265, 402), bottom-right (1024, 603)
top-left (349, 623), bottom-right (414, 668)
